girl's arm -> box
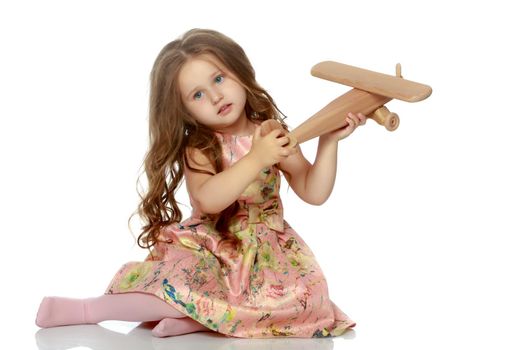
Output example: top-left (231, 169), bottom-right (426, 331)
top-left (278, 111), bottom-right (366, 205)
top-left (278, 137), bottom-right (338, 205)
top-left (185, 127), bottom-right (292, 214)
top-left (184, 147), bottom-right (262, 214)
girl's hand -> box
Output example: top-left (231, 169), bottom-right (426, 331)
top-left (248, 125), bottom-right (294, 169)
top-left (321, 112), bottom-right (367, 143)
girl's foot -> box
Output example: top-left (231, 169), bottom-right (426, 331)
top-left (151, 317), bottom-right (209, 337)
top-left (35, 297), bottom-right (89, 328)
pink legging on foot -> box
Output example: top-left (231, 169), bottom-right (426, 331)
top-left (36, 292), bottom-right (186, 328)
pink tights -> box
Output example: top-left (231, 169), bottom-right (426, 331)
top-left (35, 292), bottom-right (210, 337)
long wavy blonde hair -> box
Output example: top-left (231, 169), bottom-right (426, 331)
top-left (130, 28), bottom-right (290, 254)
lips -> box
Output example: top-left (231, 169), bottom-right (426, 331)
top-left (218, 103), bottom-right (232, 115)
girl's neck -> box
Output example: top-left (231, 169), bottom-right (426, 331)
top-left (215, 115), bottom-right (256, 136)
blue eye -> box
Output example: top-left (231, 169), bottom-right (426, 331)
top-left (193, 91), bottom-right (203, 100)
top-left (215, 75), bottom-right (224, 83)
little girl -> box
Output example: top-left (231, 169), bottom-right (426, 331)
top-left (36, 28), bottom-right (366, 338)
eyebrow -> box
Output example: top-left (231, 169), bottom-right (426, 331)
top-left (185, 70), bottom-right (222, 100)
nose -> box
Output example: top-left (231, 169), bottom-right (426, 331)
top-left (210, 88), bottom-right (223, 105)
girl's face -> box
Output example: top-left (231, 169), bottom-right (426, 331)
top-left (178, 54), bottom-right (248, 133)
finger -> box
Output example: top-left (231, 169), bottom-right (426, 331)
top-left (277, 136), bottom-right (290, 145)
top-left (352, 114), bottom-right (363, 126)
top-left (270, 128), bottom-right (284, 138)
top-left (279, 148), bottom-right (291, 157)
top-left (348, 112), bottom-right (366, 126)
top-left (283, 144), bottom-right (297, 155)
top-left (253, 125), bottom-right (261, 139)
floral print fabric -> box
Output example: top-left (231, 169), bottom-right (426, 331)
top-left (105, 132), bottom-right (356, 338)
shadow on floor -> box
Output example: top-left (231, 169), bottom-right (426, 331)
top-left (35, 321), bottom-right (356, 350)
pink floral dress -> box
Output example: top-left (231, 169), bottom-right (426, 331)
top-left (105, 131), bottom-right (356, 338)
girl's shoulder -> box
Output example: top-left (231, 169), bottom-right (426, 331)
top-left (184, 146), bottom-right (216, 174)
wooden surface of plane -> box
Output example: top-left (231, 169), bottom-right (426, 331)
top-left (261, 61), bottom-right (432, 147)
top-left (311, 61), bottom-right (432, 102)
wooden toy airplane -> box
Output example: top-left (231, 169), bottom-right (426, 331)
top-left (261, 61), bottom-right (432, 147)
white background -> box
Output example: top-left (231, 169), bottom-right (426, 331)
top-left (1, 0), bottom-right (524, 349)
